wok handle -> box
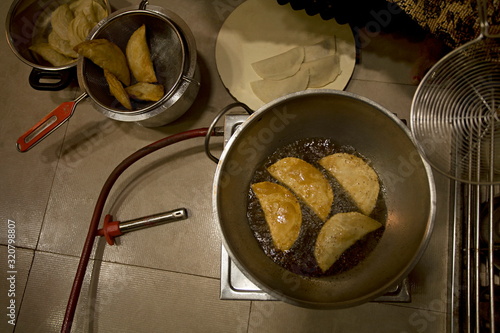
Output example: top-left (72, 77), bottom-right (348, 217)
top-left (16, 93), bottom-right (86, 152)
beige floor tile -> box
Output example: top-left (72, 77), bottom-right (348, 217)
top-left (0, 246), bottom-right (34, 333)
top-left (0, 40), bottom-right (79, 249)
top-left (248, 301), bottom-right (447, 333)
top-left (16, 251), bottom-right (250, 333)
top-left (36, 100), bottom-right (224, 277)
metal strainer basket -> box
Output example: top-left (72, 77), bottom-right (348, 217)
top-left (81, 4), bottom-right (185, 114)
top-left (411, 0), bottom-right (500, 184)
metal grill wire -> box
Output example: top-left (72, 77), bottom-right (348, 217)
top-left (81, 11), bottom-right (185, 113)
top-left (458, 183), bottom-right (499, 333)
top-left (411, 38), bottom-right (500, 184)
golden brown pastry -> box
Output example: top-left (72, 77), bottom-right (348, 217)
top-left (251, 181), bottom-right (302, 251)
top-left (71, 0), bottom-right (108, 23)
top-left (267, 157), bottom-right (333, 221)
top-left (48, 31), bottom-right (78, 59)
top-left (104, 70), bottom-right (132, 110)
top-left (29, 43), bottom-right (75, 66)
top-left (126, 25), bottom-right (157, 83)
top-left (67, 14), bottom-right (94, 48)
top-left (314, 212), bottom-right (382, 272)
top-left (51, 4), bottom-right (74, 41)
top-left (126, 82), bottom-right (164, 102)
top-left (319, 153), bottom-right (379, 216)
top-left (74, 39), bottom-right (131, 86)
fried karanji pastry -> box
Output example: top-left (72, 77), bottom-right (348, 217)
top-left (48, 30), bottom-right (78, 58)
top-left (104, 69), bottom-right (132, 110)
top-left (51, 4), bottom-right (74, 41)
top-left (314, 212), bottom-right (382, 272)
top-left (126, 82), bottom-right (164, 102)
top-left (126, 25), bottom-right (158, 83)
top-left (67, 14), bottom-right (95, 48)
top-left (251, 181), bottom-right (302, 251)
top-left (70, 0), bottom-right (108, 23)
top-left (319, 153), bottom-right (380, 216)
top-left (267, 157), bottom-right (333, 221)
top-left (67, 0), bottom-right (108, 47)
top-left (29, 43), bottom-right (75, 66)
top-left (74, 39), bottom-right (131, 86)
top-left (31, 0), bottom-right (108, 66)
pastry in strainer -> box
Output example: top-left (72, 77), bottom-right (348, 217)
top-left (126, 24), bottom-right (158, 83)
top-left (74, 39), bottom-right (131, 86)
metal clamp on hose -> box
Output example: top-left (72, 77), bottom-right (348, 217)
top-left (204, 102), bottom-right (253, 163)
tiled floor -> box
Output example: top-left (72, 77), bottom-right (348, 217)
top-left (1, 0), bottom-right (453, 332)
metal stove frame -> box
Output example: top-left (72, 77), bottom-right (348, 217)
top-left (449, 181), bottom-right (499, 332)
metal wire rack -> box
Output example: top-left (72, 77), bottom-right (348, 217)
top-left (411, 1), bottom-right (500, 185)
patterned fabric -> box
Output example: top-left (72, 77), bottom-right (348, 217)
top-left (387, 0), bottom-right (500, 48)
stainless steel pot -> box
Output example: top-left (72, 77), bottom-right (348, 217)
top-left (16, 1), bottom-right (200, 152)
top-left (213, 90), bottom-right (436, 308)
top-left (6, 0), bottom-right (111, 90)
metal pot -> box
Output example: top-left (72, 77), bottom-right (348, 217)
top-left (6, 0), bottom-right (111, 91)
top-left (16, 1), bottom-right (200, 152)
top-left (213, 90), bottom-right (436, 308)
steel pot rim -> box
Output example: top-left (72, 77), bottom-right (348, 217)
top-left (213, 89), bottom-right (436, 308)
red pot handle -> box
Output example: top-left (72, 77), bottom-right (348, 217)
top-left (16, 93), bottom-right (86, 152)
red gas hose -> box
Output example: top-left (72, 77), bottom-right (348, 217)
top-left (61, 128), bottom-right (211, 333)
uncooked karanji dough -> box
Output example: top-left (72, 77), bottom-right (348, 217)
top-left (251, 46), bottom-right (305, 80)
top-left (250, 37), bottom-right (341, 103)
top-left (268, 157), bottom-right (333, 221)
top-left (319, 153), bottom-right (380, 216)
top-left (314, 212), bottom-right (382, 272)
top-left (251, 181), bottom-right (302, 251)
top-left (303, 37), bottom-right (337, 62)
top-left (250, 68), bottom-right (309, 103)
